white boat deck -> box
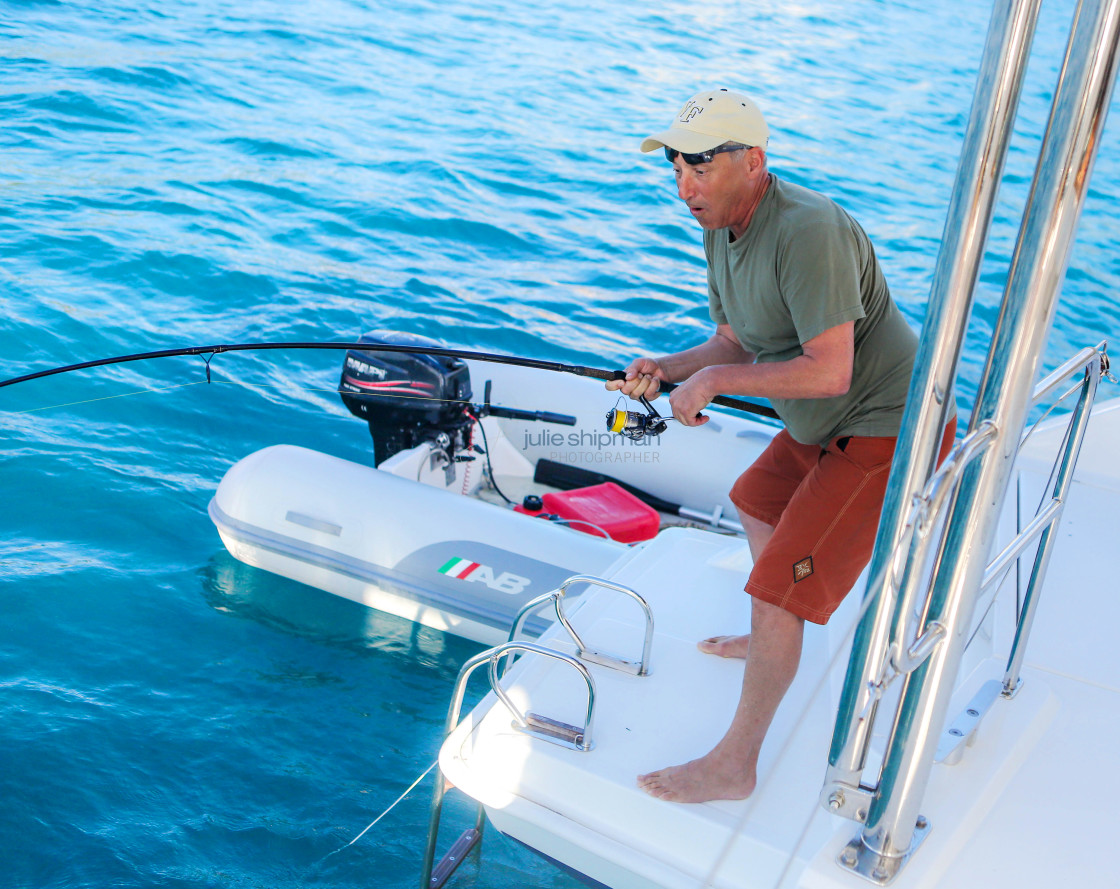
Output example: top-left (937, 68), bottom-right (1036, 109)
top-left (439, 398), bottom-right (1120, 888)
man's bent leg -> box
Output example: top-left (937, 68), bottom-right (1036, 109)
top-left (638, 597), bottom-right (804, 803)
top-left (699, 508), bottom-right (773, 659)
top-left (741, 510), bottom-right (776, 561)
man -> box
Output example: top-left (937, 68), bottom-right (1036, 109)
top-left (607, 88), bottom-right (954, 804)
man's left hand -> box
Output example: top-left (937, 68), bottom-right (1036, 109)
top-left (668, 372), bottom-right (713, 427)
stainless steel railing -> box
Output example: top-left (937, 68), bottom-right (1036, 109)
top-left (420, 640), bottom-right (597, 889)
top-left (819, 345), bottom-right (1105, 817)
top-left (421, 573), bottom-right (650, 888)
top-left (821, 0), bottom-right (1120, 882)
top-left (999, 348), bottom-right (1105, 697)
top-left (827, 0), bottom-right (1043, 801)
top-left (508, 574), bottom-right (655, 676)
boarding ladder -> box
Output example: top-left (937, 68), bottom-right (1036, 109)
top-left (820, 0), bottom-right (1120, 883)
top-left (419, 575), bottom-right (654, 889)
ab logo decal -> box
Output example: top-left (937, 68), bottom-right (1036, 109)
top-left (439, 557), bottom-right (531, 595)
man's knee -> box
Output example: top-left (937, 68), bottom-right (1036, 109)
top-left (748, 597), bottom-right (805, 667)
top-left (750, 596), bottom-right (804, 633)
top-left (738, 509), bottom-right (775, 561)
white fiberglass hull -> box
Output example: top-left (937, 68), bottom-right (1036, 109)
top-left (437, 398), bottom-right (1120, 888)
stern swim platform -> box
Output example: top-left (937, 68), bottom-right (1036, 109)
top-left (432, 394), bottom-right (1120, 888)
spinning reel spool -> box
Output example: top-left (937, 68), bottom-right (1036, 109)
top-left (605, 395), bottom-right (668, 441)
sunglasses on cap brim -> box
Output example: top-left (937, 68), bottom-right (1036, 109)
top-left (665, 143), bottom-right (752, 165)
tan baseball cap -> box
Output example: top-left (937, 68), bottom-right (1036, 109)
top-left (640, 88), bottom-right (769, 154)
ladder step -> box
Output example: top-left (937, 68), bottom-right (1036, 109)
top-left (429, 827), bottom-right (482, 889)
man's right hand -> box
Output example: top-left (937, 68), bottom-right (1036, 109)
top-left (605, 357), bottom-right (669, 401)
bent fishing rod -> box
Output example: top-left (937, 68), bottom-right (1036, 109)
top-left (0, 340), bottom-right (781, 421)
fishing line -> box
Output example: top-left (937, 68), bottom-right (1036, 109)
top-left (1017, 376), bottom-right (1086, 452)
top-left (7, 369), bottom-right (572, 510)
top-left (7, 380), bottom-right (213, 414)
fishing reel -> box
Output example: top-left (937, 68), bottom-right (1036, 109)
top-left (605, 395), bottom-right (668, 441)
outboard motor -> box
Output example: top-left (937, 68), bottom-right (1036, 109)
top-left (339, 331), bottom-right (473, 466)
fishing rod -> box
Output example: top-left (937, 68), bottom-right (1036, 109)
top-left (0, 340), bottom-right (781, 421)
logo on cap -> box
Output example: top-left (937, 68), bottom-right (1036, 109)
top-left (677, 101), bottom-right (703, 123)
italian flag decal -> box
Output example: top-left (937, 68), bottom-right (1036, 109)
top-left (439, 557), bottom-right (481, 580)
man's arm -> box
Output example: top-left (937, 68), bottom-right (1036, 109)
top-left (606, 325), bottom-right (755, 401)
top-left (667, 321), bottom-right (854, 426)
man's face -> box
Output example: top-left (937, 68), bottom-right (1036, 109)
top-left (671, 147), bottom-right (762, 233)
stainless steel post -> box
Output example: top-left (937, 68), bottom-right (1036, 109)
top-left (859, 0), bottom-right (1120, 873)
top-left (826, 0), bottom-right (1043, 798)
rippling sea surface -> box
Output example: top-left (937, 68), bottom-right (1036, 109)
top-left (2, 1), bottom-right (1118, 887)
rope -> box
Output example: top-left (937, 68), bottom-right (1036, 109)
top-left (460, 415), bottom-right (478, 495)
top-left (313, 759), bottom-right (438, 867)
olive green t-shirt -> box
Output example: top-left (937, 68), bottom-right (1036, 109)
top-left (706, 175), bottom-right (918, 445)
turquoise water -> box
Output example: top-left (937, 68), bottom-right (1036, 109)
top-left (2, 1), bottom-right (1118, 887)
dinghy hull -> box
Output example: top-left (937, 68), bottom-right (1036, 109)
top-left (209, 444), bottom-right (627, 644)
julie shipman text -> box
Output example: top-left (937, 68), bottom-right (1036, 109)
top-left (522, 428), bottom-right (661, 451)
top-left (522, 427), bottom-right (661, 464)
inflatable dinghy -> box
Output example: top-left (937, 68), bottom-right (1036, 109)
top-left (210, 333), bottom-right (779, 643)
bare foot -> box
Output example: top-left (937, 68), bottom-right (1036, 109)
top-left (697, 634), bottom-right (751, 658)
top-left (638, 751), bottom-right (757, 803)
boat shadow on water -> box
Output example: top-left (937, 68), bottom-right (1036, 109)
top-left (199, 550), bottom-right (483, 674)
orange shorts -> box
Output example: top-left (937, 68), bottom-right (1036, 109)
top-left (730, 418), bottom-right (956, 624)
